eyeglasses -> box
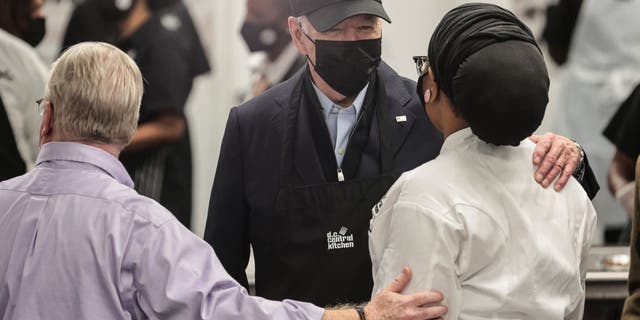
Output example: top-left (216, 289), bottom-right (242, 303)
top-left (35, 98), bottom-right (51, 116)
top-left (412, 56), bottom-right (429, 76)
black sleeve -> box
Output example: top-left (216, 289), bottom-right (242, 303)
top-left (577, 153), bottom-right (600, 200)
top-left (139, 43), bottom-right (191, 122)
top-left (204, 107), bottom-right (251, 289)
top-left (604, 84), bottom-right (640, 160)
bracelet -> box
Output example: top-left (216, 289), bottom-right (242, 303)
top-left (355, 305), bottom-right (366, 320)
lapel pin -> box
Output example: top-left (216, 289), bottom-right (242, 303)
top-left (395, 115), bottom-right (407, 123)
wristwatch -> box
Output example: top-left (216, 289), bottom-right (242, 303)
top-left (572, 141), bottom-right (585, 180)
top-left (355, 305), bottom-right (366, 320)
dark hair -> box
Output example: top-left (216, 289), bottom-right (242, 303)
top-left (0, 0), bottom-right (32, 38)
top-left (428, 3), bottom-right (549, 146)
top-left (452, 41), bottom-right (549, 146)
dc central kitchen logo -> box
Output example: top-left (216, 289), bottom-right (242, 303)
top-left (326, 226), bottom-right (354, 250)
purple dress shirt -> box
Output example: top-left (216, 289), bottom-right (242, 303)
top-left (0, 142), bottom-right (324, 320)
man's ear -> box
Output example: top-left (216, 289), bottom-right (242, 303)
top-left (288, 17), bottom-right (307, 55)
top-left (39, 102), bottom-right (54, 145)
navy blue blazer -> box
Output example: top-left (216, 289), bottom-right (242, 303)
top-left (204, 62), bottom-right (443, 288)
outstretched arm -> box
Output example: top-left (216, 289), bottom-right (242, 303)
top-left (323, 268), bottom-right (447, 320)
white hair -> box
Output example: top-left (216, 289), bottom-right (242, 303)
top-left (45, 42), bottom-right (143, 146)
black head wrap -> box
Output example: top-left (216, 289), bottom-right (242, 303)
top-left (428, 3), bottom-right (549, 146)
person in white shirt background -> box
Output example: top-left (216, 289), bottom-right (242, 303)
top-left (0, 0), bottom-right (48, 178)
top-left (369, 3), bottom-right (597, 319)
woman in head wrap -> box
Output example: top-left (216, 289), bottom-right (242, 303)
top-left (368, 3), bottom-right (597, 319)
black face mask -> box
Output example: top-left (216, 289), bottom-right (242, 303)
top-left (240, 21), bottom-right (287, 53)
top-left (303, 32), bottom-right (381, 97)
top-left (23, 17), bottom-right (46, 47)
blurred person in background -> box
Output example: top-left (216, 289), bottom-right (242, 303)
top-left (605, 83), bottom-right (640, 219)
top-left (61, 0), bottom-right (211, 228)
top-left (241, 0), bottom-right (306, 99)
top-left (542, 0), bottom-right (583, 66)
top-left (0, 0), bottom-right (48, 180)
top-left (549, 0), bottom-right (640, 243)
top-left (60, 0), bottom-right (119, 50)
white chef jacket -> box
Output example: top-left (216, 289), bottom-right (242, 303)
top-left (0, 28), bottom-right (48, 170)
top-left (369, 128), bottom-right (597, 320)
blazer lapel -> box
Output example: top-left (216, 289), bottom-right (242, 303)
top-left (274, 68), bottom-right (327, 186)
top-left (377, 62), bottom-right (419, 156)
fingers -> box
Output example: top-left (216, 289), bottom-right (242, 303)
top-left (410, 290), bottom-right (444, 306)
top-left (386, 267), bottom-right (412, 293)
top-left (413, 305), bottom-right (448, 320)
top-left (533, 133), bottom-right (561, 182)
top-left (553, 150), bottom-right (578, 191)
top-left (406, 291), bottom-right (446, 320)
top-left (540, 148), bottom-right (568, 188)
top-left (531, 132), bottom-right (553, 166)
top-left (533, 133), bottom-right (581, 192)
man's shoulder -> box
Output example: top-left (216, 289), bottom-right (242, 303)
top-left (2, 168), bottom-right (176, 228)
top-left (109, 188), bottom-right (176, 227)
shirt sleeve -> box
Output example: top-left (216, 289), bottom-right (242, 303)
top-left (370, 201), bottom-right (464, 319)
top-left (203, 107), bottom-right (252, 288)
top-left (133, 219), bottom-right (324, 320)
top-left (139, 43), bottom-right (191, 122)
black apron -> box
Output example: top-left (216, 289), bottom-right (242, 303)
top-left (262, 72), bottom-right (396, 307)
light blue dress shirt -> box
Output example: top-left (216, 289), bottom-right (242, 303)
top-left (313, 83), bottom-right (369, 166)
top-left (0, 142), bottom-right (324, 320)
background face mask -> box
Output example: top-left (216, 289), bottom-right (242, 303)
top-left (240, 21), bottom-right (286, 53)
top-left (304, 33), bottom-right (382, 96)
top-left (23, 17), bottom-right (46, 47)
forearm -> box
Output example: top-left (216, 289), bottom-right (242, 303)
top-left (322, 308), bottom-right (358, 320)
top-left (124, 113), bottom-right (185, 152)
top-left (609, 150), bottom-right (635, 195)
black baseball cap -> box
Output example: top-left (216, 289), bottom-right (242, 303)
top-left (289, 0), bottom-right (391, 32)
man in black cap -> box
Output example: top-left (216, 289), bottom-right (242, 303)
top-left (205, 0), bottom-right (598, 307)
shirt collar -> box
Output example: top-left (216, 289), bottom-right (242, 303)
top-left (312, 82), bottom-right (369, 118)
top-left (36, 142), bottom-right (134, 188)
top-left (439, 127), bottom-right (476, 155)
